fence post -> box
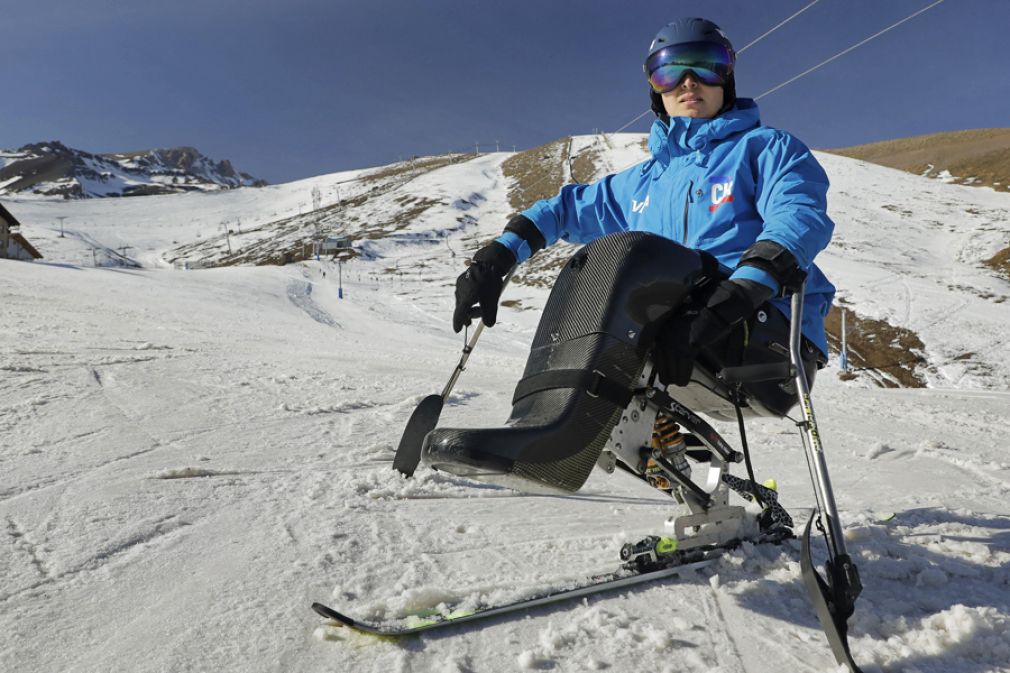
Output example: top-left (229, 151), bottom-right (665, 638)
top-left (840, 307), bottom-right (849, 372)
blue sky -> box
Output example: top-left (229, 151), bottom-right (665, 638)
top-left (3, 0), bottom-right (1006, 184)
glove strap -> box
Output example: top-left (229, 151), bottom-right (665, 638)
top-left (738, 240), bottom-right (807, 296)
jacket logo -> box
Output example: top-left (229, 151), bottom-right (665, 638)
top-left (708, 176), bottom-right (734, 212)
top-left (631, 195), bottom-right (650, 214)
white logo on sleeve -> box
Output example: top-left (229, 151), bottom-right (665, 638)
top-left (631, 195), bottom-right (650, 214)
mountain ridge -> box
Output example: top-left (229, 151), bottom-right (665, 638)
top-left (0, 140), bottom-right (267, 199)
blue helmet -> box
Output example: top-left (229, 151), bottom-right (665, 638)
top-left (645, 18), bottom-right (737, 117)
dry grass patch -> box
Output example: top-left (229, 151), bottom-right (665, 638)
top-left (825, 128), bottom-right (1010, 192)
top-left (984, 246), bottom-right (1010, 282)
top-left (499, 299), bottom-right (526, 311)
top-left (824, 304), bottom-right (928, 388)
top-left (569, 141), bottom-right (603, 185)
top-left (501, 136), bottom-right (594, 288)
top-left (511, 243), bottom-right (579, 288)
top-left (361, 154), bottom-right (463, 184)
top-left (167, 152), bottom-right (458, 268)
top-left (502, 137), bottom-right (571, 214)
top-left (357, 195), bottom-right (442, 240)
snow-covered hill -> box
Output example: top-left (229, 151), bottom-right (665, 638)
top-left (7, 135), bottom-right (1009, 388)
top-left (0, 141), bottom-right (266, 199)
top-left (2, 137), bottom-right (1010, 673)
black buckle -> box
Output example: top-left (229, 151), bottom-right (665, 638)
top-left (585, 370), bottom-right (606, 398)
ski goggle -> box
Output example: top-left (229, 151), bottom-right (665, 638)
top-left (644, 42), bottom-right (734, 93)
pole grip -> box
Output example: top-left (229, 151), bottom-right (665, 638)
top-left (439, 267), bottom-right (516, 399)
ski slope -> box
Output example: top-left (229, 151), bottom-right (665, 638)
top-left (2, 140), bottom-right (1010, 673)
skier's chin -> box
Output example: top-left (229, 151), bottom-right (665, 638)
top-left (677, 108), bottom-right (712, 119)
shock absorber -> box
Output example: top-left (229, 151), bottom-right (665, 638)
top-left (643, 414), bottom-right (690, 492)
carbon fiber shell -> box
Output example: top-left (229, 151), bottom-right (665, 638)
top-left (424, 232), bottom-right (706, 492)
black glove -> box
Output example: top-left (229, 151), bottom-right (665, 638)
top-left (452, 241), bottom-right (516, 333)
top-left (688, 279), bottom-right (773, 352)
top-left (653, 279), bottom-right (772, 387)
top-left (653, 317), bottom-right (695, 387)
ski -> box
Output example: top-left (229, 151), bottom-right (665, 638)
top-left (800, 516), bottom-right (864, 673)
top-left (312, 553), bottom-right (719, 637)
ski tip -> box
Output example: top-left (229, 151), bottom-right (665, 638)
top-left (392, 462), bottom-right (416, 478)
top-left (311, 602), bottom-right (356, 627)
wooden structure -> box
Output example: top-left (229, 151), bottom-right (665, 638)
top-left (0, 202), bottom-right (43, 261)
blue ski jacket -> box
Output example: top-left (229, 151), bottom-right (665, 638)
top-left (496, 98), bottom-right (835, 356)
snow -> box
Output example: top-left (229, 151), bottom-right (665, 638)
top-left (6, 167), bottom-right (369, 267)
top-left (3, 140), bottom-right (1010, 672)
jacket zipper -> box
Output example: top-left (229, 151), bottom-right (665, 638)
top-left (682, 180), bottom-right (694, 244)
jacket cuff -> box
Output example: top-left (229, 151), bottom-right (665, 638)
top-left (729, 265), bottom-right (781, 296)
top-left (504, 215), bottom-right (546, 253)
top-left (495, 231), bottom-right (533, 264)
top-left (497, 214), bottom-right (547, 263)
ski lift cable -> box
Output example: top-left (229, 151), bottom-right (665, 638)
top-left (755, 0), bottom-right (947, 101)
top-left (612, 109), bottom-right (652, 134)
top-left (737, 0), bottom-right (821, 54)
top-left (611, 1), bottom-right (821, 134)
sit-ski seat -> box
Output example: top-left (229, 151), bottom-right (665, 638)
top-left (422, 231), bottom-right (819, 493)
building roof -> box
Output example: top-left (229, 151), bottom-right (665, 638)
top-left (11, 232), bottom-right (42, 259)
top-left (1, 200), bottom-right (44, 259)
top-left (0, 201), bottom-right (21, 229)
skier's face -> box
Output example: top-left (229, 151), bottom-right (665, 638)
top-left (661, 72), bottom-right (724, 119)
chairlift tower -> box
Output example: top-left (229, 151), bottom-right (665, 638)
top-left (220, 221), bottom-right (232, 254)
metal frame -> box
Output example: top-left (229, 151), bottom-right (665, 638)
top-left (598, 284), bottom-right (857, 565)
top-left (789, 284), bottom-right (849, 561)
top-left (600, 367), bottom-right (754, 552)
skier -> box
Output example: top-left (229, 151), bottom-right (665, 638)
top-left (366, 23), bottom-right (865, 666)
top-left (430, 17), bottom-right (837, 492)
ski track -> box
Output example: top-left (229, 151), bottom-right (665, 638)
top-left (287, 277), bottom-right (343, 328)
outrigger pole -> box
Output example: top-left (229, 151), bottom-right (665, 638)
top-left (790, 284), bottom-right (864, 673)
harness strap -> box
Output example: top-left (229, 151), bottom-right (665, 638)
top-left (512, 369), bottom-right (636, 407)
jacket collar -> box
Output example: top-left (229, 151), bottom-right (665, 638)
top-left (647, 98), bottom-right (761, 167)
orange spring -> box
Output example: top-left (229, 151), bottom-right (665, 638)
top-left (651, 416), bottom-right (684, 451)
